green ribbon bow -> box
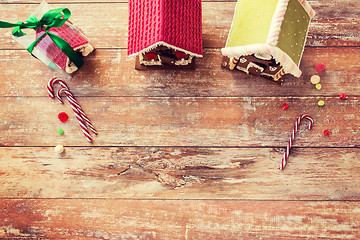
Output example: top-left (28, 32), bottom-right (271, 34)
top-left (0, 8), bottom-right (83, 69)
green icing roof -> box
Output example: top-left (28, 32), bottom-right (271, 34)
top-left (226, 0), bottom-right (279, 47)
top-left (276, 0), bottom-right (311, 64)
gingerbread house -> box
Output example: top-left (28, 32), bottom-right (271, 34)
top-left (127, 0), bottom-right (203, 69)
top-left (221, 0), bottom-right (315, 84)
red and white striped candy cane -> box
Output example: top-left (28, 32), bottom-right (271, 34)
top-left (57, 88), bottom-right (97, 135)
top-left (47, 77), bottom-right (68, 98)
top-left (58, 87), bottom-right (93, 143)
top-left (280, 114), bottom-right (314, 170)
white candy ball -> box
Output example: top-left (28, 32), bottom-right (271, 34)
top-left (310, 75), bottom-right (321, 84)
top-left (54, 145), bottom-right (65, 154)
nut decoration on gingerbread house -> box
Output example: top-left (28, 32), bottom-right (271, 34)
top-left (127, 0), bottom-right (203, 70)
top-left (221, 0), bottom-right (315, 84)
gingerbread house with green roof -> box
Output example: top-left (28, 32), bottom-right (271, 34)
top-left (221, 0), bottom-right (315, 84)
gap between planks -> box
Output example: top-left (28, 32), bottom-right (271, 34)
top-left (0, 197), bottom-right (360, 201)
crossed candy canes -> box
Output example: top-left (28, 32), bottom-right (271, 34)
top-left (47, 77), bottom-right (97, 143)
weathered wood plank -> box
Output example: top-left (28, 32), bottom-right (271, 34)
top-left (0, 0), bottom-right (237, 3)
top-left (0, 97), bottom-right (358, 146)
top-left (0, 1), bottom-right (358, 239)
top-left (0, 1), bottom-right (359, 49)
top-left (0, 199), bottom-right (359, 239)
top-left (0, 48), bottom-right (359, 97)
top-left (0, 96), bottom-right (359, 147)
top-left (0, 147), bottom-right (359, 199)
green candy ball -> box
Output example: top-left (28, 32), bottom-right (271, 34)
top-left (57, 128), bottom-right (64, 135)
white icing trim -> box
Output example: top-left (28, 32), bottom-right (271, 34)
top-left (129, 41), bottom-right (203, 58)
top-left (298, 0), bottom-right (316, 18)
top-left (65, 43), bottom-right (94, 73)
top-left (78, 43), bottom-right (94, 57)
top-left (235, 65), bottom-right (283, 82)
top-left (247, 62), bottom-right (264, 73)
top-left (266, 0), bottom-right (315, 46)
top-left (65, 59), bottom-right (78, 73)
top-left (139, 54), bottom-right (162, 66)
top-left (261, 72), bottom-right (278, 78)
top-left (225, 0), bottom-right (315, 48)
top-left (221, 43), bottom-right (302, 77)
top-left (254, 53), bottom-right (272, 60)
top-left (224, 0), bottom-right (241, 48)
top-left (239, 57), bottom-right (247, 63)
top-left (175, 56), bottom-right (193, 65)
top-left (264, 0), bottom-right (316, 69)
top-left (236, 65), bottom-right (248, 74)
top-left (266, 0), bottom-right (290, 46)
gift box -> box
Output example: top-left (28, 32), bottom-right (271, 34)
top-left (0, 1), bottom-right (94, 79)
top-left (127, 0), bottom-right (203, 70)
top-left (221, 0), bottom-right (315, 84)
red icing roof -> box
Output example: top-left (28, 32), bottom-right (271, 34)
top-left (128, 0), bottom-right (203, 57)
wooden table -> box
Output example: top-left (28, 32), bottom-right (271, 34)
top-left (1, 0), bottom-right (359, 239)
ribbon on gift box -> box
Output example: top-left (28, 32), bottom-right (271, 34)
top-left (0, 8), bottom-right (83, 69)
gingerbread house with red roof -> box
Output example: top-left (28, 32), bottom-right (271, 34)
top-left (127, 0), bottom-right (203, 69)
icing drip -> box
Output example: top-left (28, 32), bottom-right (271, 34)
top-left (130, 41), bottom-right (203, 58)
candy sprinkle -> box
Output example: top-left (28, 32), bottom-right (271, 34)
top-left (324, 130), bottom-right (330, 136)
top-left (315, 83), bottom-right (322, 90)
top-left (340, 93), bottom-right (347, 100)
top-left (54, 145), bottom-right (64, 154)
top-left (316, 63), bottom-right (325, 72)
top-left (282, 103), bottom-right (289, 110)
top-left (318, 100), bottom-right (325, 107)
top-left (58, 112), bottom-right (68, 122)
top-left (57, 128), bottom-right (64, 135)
top-left (310, 75), bottom-right (321, 84)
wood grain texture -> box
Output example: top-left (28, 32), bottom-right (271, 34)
top-left (0, 1), bottom-right (359, 49)
top-left (1, 199), bottom-right (359, 239)
top-left (0, 48), bottom-right (359, 97)
top-left (0, 147), bottom-right (359, 199)
top-left (1, 0), bottom-right (359, 238)
top-left (0, 0), bottom-right (237, 3)
top-left (0, 97), bottom-right (359, 147)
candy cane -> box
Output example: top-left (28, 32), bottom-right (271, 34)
top-left (280, 114), bottom-right (314, 170)
top-left (57, 87), bottom-right (93, 142)
top-left (57, 88), bottom-right (97, 135)
top-left (47, 77), bottom-right (68, 98)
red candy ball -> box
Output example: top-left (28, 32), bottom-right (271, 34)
top-left (323, 130), bottom-right (330, 136)
top-left (282, 103), bottom-right (289, 110)
top-left (144, 53), bottom-right (157, 60)
top-left (340, 93), bottom-right (347, 100)
top-left (58, 112), bottom-right (68, 122)
top-left (175, 52), bottom-right (187, 59)
top-left (315, 63), bottom-right (325, 72)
